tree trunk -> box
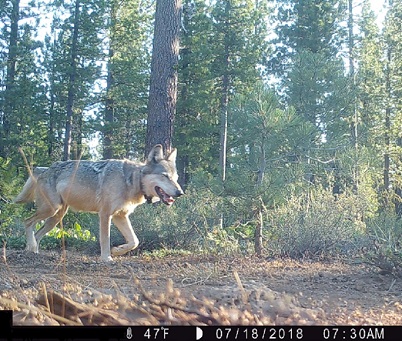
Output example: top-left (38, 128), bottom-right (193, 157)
top-left (0, 0), bottom-right (19, 157)
top-left (384, 42), bottom-right (391, 193)
top-left (176, 1), bottom-right (191, 187)
top-left (145, 0), bottom-right (181, 156)
top-left (103, 3), bottom-right (116, 160)
top-left (219, 71), bottom-right (229, 182)
top-left (219, 0), bottom-right (231, 182)
top-left (63, 0), bottom-right (80, 161)
top-left (348, 0), bottom-right (358, 194)
top-left (254, 208), bottom-right (263, 257)
top-left (395, 137), bottom-right (402, 218)
top-left (256, 136), bottom-right (266, 186)
top-left (48, 31), bottom-right (58, 159)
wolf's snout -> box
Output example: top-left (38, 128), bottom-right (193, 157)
top-left (175, 189), bottom-right (184, 197)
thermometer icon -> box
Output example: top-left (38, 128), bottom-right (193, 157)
top-left (127, 327), bottom-right (133, 339)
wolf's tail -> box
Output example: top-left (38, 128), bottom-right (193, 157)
top-left (14, 167), bottom-right (48, 203)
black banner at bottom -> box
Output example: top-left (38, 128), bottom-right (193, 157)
top-left (0, 310), bottom-right (400, 341)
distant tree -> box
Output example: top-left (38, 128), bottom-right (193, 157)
top-left (354, 0), bottom-right (384, 205)
top-left (271, 0), bottom-right (357, 195)
top-left (211, 0), bottom-right (270, 181)
top-left (102, 0), bottom-right (153, 159)
top-left (62, 0), bottom-right (80, 161)
top-left (0, 0), bottom-right (47, 163)
top-left (42, 0), bottom-right (103, 161)
top-left (272, 0), bottom-right (346, 76)
top-left (228, 82), bottom-right (316, 255)
top-left (176, 0), bottom-right (219, 180)
top-left (382, 0), bottom-right (402, 216)
top-left (176, 0), bottom-right (270, 182)
top-left (0, 0), bottom-right (20, 158)
top-left (356, 0), bottom-right (384, 148)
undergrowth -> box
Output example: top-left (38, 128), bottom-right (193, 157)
top-left (1, 176), bottom-right (402, 274)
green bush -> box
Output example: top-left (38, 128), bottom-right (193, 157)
top-left (132, 185), bottom-right (225, 253)
top-left (265, 188), bottom-right (367, 258)
top-left (365, 212), bottom-right (402, 277)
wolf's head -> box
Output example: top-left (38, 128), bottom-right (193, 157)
top-left (141, 145), bottom-right (184, 205)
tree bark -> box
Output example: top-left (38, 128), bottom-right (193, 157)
top-left (145, 0), bottom-right (181, 156)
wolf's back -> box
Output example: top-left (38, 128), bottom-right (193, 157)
top-left (14, 167), bottom-right (49, 204)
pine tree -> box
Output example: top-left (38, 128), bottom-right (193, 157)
top-left (272, 0), bottom-right (354, 193)
top-left (382, 0), bottom-right (402, 215)
top-left (0, 0), bottom-right (47, 162)
top-left (0, 0), bottom-right (21, 158)
top-left (176, 0), bottom-right (270, 181)
top-left (102, 0), bottom-right (153, 159)
top-left (176, 0), bottom-right (219, 180)
top-left (42, 0), bottom-right (104, 161)
top-left (356, 0), bottom-right (384, 148)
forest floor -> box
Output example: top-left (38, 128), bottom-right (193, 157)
top-left (0, 249), bottom-right (402, 325)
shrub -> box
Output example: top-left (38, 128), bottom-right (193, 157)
top-left (133, 185), bottom-right (226, 253)
top-left (265, 188), bottom-right (367, 258)
top-left (365, 212), bottom-right (402, 277)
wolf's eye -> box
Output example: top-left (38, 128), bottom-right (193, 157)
top-left (162, 173), bottom-right (170, 179)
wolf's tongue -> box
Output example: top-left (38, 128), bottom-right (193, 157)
top-left (162, 190), bottom-right (174, 204)
top-left (156, 186), bottom-right (175, 205)
top-left (166, 196), bottom-right (175, 204)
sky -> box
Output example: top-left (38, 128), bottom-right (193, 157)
top-left (369, 0), bottom-right (387, 25)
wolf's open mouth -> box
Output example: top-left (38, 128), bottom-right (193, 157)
top-left (155, 186), bottom-right (175, 205)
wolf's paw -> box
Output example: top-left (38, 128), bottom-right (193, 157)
top-left (111, 242), bottom-right (138, 256)
top-left (26, 244), bottom-right (39, 253)
top-left (111, 245), bottom-right (127, 256)
top-left (100, 255), bottom-right (114, 262)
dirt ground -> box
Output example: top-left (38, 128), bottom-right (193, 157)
top-left (0, 249), bottom-right (401, 325)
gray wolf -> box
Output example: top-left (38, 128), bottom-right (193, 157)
top-left (14, 145), bottom-right (184, 261)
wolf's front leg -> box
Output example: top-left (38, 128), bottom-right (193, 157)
top-left (25, 223), bottom-right (39, 253)
top-left (99, 213), bottom-right (113, 262)
top-left (111, 213), bottom-right (139, 256)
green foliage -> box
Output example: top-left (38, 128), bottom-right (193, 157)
top-left (265, 188), bottom-right (368, 258)
top-left (365, 213), bottom-right (402, 277)
top-left (100, 0), bottom-right (153, 159)
top-left (46, 222), bottom-right (95, 242)
top-left (176, 0), bottom-right (271, 175)
top-left (132, 183), bottom-right (224, 252)
top-left (0, 158), bottom-right (26, 236)
top-left (272, 0), bottom-right (346, 75)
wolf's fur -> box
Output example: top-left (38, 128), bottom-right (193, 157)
top-left (14, 145), bottom-right (184, 261)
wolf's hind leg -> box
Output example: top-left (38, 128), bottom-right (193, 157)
top-left (25, 204), bottom-right (61, 253)
top-left (35, 205), bottom-right (68, 248)
top-left (111, 213), bottom-right (139, 256)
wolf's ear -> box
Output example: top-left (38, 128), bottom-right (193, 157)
top-left (147, 144), bottom-right (164, 163)
top-left (167, 148), bottom-right (177, 162)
